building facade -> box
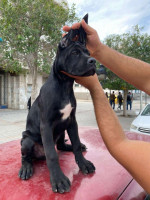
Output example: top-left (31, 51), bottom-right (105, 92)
top-left (0, 69), bottom-right (47, 109)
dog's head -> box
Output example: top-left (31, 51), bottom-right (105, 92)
top-left (54, 14), bottom-right (96, 78)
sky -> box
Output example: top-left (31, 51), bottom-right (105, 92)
top-left (67, 0), bottom-right (150, 40)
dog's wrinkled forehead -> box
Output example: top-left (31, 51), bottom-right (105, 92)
top-left (60, 14), bottom-right (88, 49)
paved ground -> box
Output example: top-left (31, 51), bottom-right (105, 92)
top-left (0, 100), bottom-right (146, 144)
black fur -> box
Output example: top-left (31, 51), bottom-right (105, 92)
top-left (19, 14), bottom-right (96, 193)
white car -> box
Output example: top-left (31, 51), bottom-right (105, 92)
top-left (130, 103), bottom-right (150, 135)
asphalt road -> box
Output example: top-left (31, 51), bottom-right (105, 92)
top-left (0, 100), bottom-right (139, 144)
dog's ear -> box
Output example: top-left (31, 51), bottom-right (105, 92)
top-left (78, 13), bottom-right (88, 45)
top-left (59, 13), bottom-right (88, 48)
top-left (59, 36), bottom-right (69, 49)
top-left (59, 29), bottom-right (79, 49)
top-left (83, 13), bottom-right (88, 24)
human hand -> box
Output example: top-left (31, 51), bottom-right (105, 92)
top-left (61, 71), bottom-right (100, 92)
top-left (63, 20), bottom-right (102, 57)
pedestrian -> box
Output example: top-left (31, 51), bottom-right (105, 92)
top-left (131, 92), bottom-right (133, 108)
top-left (109, 91), bottom-right (116, 109)
top-left (63, 19), bottom-right (150, 193)
top-left (127, 92), bottom-right (132, 110)
top-left (105, 92), bottom-right (108, 98)
top-left (117, 92), bottom-right (123, 110)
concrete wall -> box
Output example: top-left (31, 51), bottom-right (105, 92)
top-left (7, 74), bottom-right (26, 109)
top-left (74, 92), bottom-right (92, 100)
top-left (6, 73), bottom-right (46, 109)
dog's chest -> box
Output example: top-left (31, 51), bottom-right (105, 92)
top-left (60, 103), bottom-right (73, 120)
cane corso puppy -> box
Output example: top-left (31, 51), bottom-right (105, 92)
top-left (19, 14), bottom-right (96, 193)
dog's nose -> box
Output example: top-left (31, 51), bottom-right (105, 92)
top-left (87, 57), bottom-right (96, 65)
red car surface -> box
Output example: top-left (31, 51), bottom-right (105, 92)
top-left (0, 127), bottom-right (149, 200)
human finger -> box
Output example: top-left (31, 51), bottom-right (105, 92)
top-left (63, 20), bottom-right (95, 36)
top-left (62, 33), bottom-right (66, 37)
top-left (62, 33), bottom-right (79, 41)
top-left (71, 22), bottom-right (81, 29)
top-left (63, 22), bottom-right (81, 33)
top-left (63, 26), bottom-right (71, 32)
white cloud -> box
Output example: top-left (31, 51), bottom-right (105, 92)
top-left (67, 0), bottom-right (150, 40)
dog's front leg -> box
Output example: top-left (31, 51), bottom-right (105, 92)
top-left (67, 118), bottom-right (96, 174)
top-left (40, 122), bottom-right (70, 193)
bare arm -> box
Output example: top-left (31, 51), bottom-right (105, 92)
top-left (74, 74), bottom-right (150, 193)
top-left (63, 20), bottom-right (150, 95)
top-left (63, 20), bottom-right (150, 193)
top-left (94, 43), bottom-right (150, 95)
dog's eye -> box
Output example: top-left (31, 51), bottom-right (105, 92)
top-left (71, 51), bottom-right (79, 55)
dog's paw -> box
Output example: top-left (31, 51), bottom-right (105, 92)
top-left (18, 162), bottom-right (33, 180)
top-left (80, 143), bottom-right (87, 152)
top-left (50, 173), bottom-right (71, 193)
top-left (77, 158), bottom-right (95, 174)
top-left (57, 143), bottom-right (73, 152)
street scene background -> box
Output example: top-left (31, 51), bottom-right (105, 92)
top-left (0, 99), bottom-right (147, 144)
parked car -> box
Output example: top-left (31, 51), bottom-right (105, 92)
top-left (0, 127), bottom-right (149, 199)
top-left (130, 103), bottom-right (150, 135)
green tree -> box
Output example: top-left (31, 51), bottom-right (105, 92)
top-left (0, 0), bottom-right (78, 101)
top-left (102, 25), bottom-right (150, 116)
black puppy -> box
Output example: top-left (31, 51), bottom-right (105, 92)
top-left (19, 14), bottom-right (96, 193)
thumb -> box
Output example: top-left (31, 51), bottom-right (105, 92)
top-left (81, 19), bottom-right (95, 35)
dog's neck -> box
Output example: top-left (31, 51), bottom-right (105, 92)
top-left (51, 66), bottom-right (74, 90)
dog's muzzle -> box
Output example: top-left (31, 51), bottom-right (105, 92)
top-left (82, 57), bottom-right (96, 76)
top-left (82, 68), bottom-right (96, 76)
top-left (87, 57), bottom-right (96, 65)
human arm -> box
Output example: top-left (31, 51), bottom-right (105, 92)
top-left (73, 74), bottom-right (150, 193)
top-left (94, 43), bottom-right (150, 95)
top-left (63, 20), bottom-right (150, 95)
top-left (63, 19), bottom-right (150, 192)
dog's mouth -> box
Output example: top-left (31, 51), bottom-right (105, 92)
top-left (61, 67), bottom-right (96, 78)
top-left (81, 67), bottom-right (96, 77)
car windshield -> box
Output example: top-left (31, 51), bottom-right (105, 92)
top-left (141, 104), bottom-right (150, 116)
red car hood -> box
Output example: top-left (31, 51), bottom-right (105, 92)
top-left (0, 127), bottom-right (147, 200)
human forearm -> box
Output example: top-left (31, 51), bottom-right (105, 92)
top-left (90, 83), bottom-right (150, 193)
top-left (63, 19), bottom-right (150, 193)
top-left (93, 44), bottom-right (150, 95)
top-left (90, 82), bottom-right (126, 153)
top-left (63, 20), bottom-right (150, 94)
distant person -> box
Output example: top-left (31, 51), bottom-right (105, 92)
top-left (105, 92), bottom-right (108, 98)
top-left (117, 92), bottom-right (123, 110)
top-left (127, 92), bottom-right (132, 110)
top-left (131, 92), bottom-right (133, 107)
top-left (109, 91), bottom-right (116, 109)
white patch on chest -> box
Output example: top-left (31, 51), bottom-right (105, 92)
top-left (60, 103), bottom-right (73, 120)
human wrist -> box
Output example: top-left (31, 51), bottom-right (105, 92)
top-left (89, 80), bottom-right (103, 96)
top-left (91, 43), bottom-right (105, 61)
